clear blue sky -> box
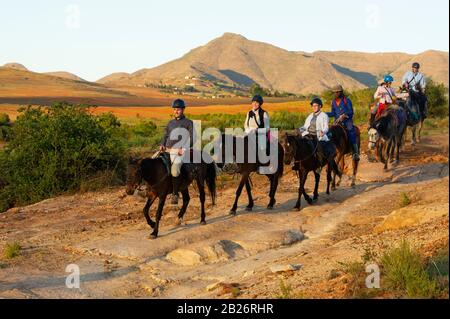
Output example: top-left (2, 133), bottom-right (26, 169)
top-left (1, 0), bottom-right (448, 81)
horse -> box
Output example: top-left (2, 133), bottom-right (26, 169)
top-left (397, 89), bottom-right (426, 146)
top-left (281, 133), bottom-right (342, 211)
top-left (216, 133), bottom-right (284, 215)
top-left (328, 121), bottom-right (361, 189)
top-left (126, 152), bottom-right (217, 239)
top-left (368, 106), bottom-right (407, 170)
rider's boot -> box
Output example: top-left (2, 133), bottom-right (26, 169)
top-left (171, 176), bottom-right (181, 205)
top-left (352, 143), bottom-right (360, 162)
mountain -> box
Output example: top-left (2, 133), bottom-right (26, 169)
top-left (44, 71), bottom-right (86, 82)
top-left (99, 33), bottom-right (449, 94)
top-left (2, 63), bottom-right (28, 71)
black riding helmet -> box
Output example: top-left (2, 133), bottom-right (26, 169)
top-left (172, 99), bottom-right (186, 109)
top-left (310, 97), bottom-right (323, 107)
top-left (412, 62), bottom-right (421, 69)
top-left (252, 95), bottom-right (264, 106)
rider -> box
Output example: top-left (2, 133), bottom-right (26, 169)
top-left (244, 95), bottom-right (271, 159)
top-left (327, 85), bottom-right (360, 161)
top-left (299, 97), bottom-right (331, 165)
top-left (159, 99), bottom-right (194, 205)
top-left (371, 75), bottom-right (397, 125)
top-left (402, 62), bottom-right (428, 119)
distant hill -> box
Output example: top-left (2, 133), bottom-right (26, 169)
top-left (44, 71), bottom-right (86, 82)
top-left (98, 33), bottom-right (449, 94)
top-left (2, 63), bottom-right (28, 71)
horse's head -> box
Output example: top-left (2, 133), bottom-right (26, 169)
top-left (126, 157), bottom-right (143, 196)
top-left (368, 128), bottom-right (379, 150)
top-left (281, 133), bottom-right (298, 165)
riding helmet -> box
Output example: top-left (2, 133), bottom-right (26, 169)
top-left (332, 84), bottom-right (344, 93)
top-left (252, 95), bottom-right (264, 106)
top-left (310, 97), bottom-right (323, 107)
top-left (172, 99), bottom-right (186, 109)
top-left (384, 75), bottom-right (394, 83)
top-left (412, 62), bottom-right (421, 69)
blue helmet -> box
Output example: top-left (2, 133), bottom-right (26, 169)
top-left (384, 75), bottom-right (394, 83)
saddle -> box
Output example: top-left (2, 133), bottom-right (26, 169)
top-left (159, 152), bottom-right (172, 176)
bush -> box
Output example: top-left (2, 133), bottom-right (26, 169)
top-left (426, 80), bottom-right (449, 118)
top-left (0, 113), bottom-right (11, 142)
top-left (3, 242), bottom-right (22, 259)
top-left (381, 241), bottom-right (440, 298)
top-left (0, 103), bottom-right (127, 212)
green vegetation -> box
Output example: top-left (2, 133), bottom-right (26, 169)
top-left (399, 192), bottom-right (412, 207)
top-left (0, 113), bottom-right (11, 142)
top-left (3, 241), bottom-right (22, 259)
top-left (277, 278), bottom-right (293, 299)
top-left (0, 103), bottom-right (127, 212)
top-left (426, 79), bottom-right (449, 118)
top-left (381, 241), bottom-right (443, 298)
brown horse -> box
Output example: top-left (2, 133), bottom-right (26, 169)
top-left (328, 122), bottom-right (361, 189)
top-left (126, 152), bottom-right (217, 239)
top-left (216, 133), bottom-right (284, 215)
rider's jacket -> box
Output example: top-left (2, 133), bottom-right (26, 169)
top-left (300, 111), bottom-right (330, 142)
top-left (160, 115), bottom-right (194, 150)
top-left (244, 108), bottom-right (270, 135)
top-left (374, 86), bottom-right (397, 104)
top-left (402, 71), bottom-right (426, 93)
top-left (327, 97), bottom-right (354, 123)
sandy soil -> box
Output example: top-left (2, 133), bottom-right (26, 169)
top-left (0, 133), bottom-right (448, 299)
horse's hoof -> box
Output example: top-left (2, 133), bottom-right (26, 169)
top-left (245, 207), bottom-right (253, 212)
top-left (149, 234), bottom-right (158, 240)
top-left (200, 221), bottom-right (207, 226)
top-left (293, 206), bottom-right (301, 211)
top-left (312, 198), bottom-right (319, 204)
top-left (267, 205), bottom-right (274, 210)
top-left (229, 210), bottom-right (237, 216)
top-left (175, 219), bottom-right (183, 226)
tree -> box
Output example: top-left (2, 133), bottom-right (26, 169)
top-left (426, 79), bottom-right (449, 118)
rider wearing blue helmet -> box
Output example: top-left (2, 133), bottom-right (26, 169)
top-left (371, 75), bottom-right (399, 126)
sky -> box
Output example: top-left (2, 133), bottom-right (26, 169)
top-left (0, 0), bottom-right (448, 81)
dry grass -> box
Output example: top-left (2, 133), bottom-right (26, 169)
top-left (1, 101), bottom-right (310, 123)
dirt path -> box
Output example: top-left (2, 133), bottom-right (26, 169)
top-left (0, 134), bottom-right (448, 299)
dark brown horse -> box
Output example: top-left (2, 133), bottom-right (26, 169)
top-left (216, 133), bottom-right (284, 215)
top-left (126, 152), bottom-right (217, 239)
top-left (328, 122), bottom-right (361, 189)
top-left (281, 133), bottom-right (342, 211)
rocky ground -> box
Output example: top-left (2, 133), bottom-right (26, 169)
top-left (0, 133), bottom-right (448, 299)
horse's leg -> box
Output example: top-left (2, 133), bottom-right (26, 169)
top-left (418, 119), bottom-right (424, 143)
top-left (332, 153), bottom-right (342, 191)
top-left (294, 171), bottom-right (308, 210)
top-left (351, 157), bottom-right (358, 187)
top-left (230, 173), bottom-right (249, 216)
top-left (150, 194), bottom-right (167, 239)
top-left (245, 179), bottom-right (254, 212)
top-left (267, 174), bottom-right (278, 209)
top-left (337, 154), bottom-right (345, 187)
top-left (411, 125), bottom-right (417, 146)
top-left (384, 140), bottom-right (392, 171)
top-left (312, 171), bottom-right (320, 203)
top-left (197, 179), bottom-right (207, 225)
top-left (176, 188), bottom-right (191, 226)
top-left (143, 193), bottom-right (157, 229)
top-left (326, 163), bottom-right (333, 195)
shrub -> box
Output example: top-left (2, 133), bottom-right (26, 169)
top-left (0, 103), bottom-right (127, 212)
top-left (426, 80), bottom-right (449, 118)
top-left (399, 192), bottom-right (412, 207)
top-left (381, 241), bottom-right (440, 298)
top-left (3, 242), bottom-right (22, 259)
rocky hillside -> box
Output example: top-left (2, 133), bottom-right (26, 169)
top-left (98, 33), bottom-right (449, 94)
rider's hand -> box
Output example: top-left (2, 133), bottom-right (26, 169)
top-left (159, 146), bottom-right (166, 152)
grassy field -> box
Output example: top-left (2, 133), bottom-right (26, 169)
top-left (0, 100), bottom-right (311, 123)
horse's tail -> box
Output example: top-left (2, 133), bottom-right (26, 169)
top-left (331, 159), bottom-right (342, 179)
top-left (277, 143), bottom-right (284, 178)
top-left (206, 162), bottom-right (217, 206)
